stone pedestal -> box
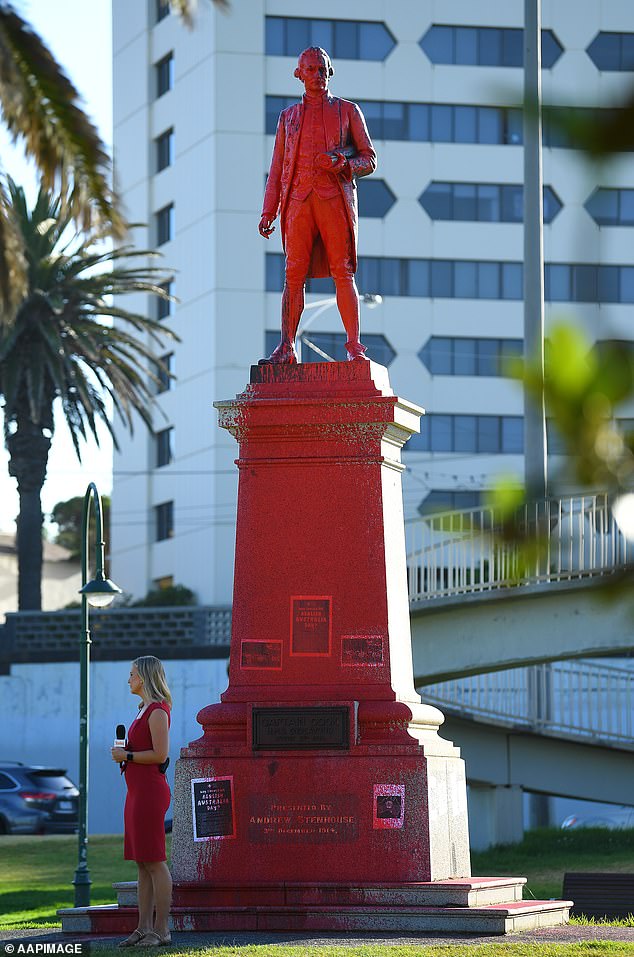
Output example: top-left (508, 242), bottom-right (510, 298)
top-left (170, 361), bottom-right (470, 887)
top-left (59, 362), bottom-right (571, 935)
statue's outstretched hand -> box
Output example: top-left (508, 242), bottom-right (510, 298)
top-left (259, 215), bottom-right (275, 238)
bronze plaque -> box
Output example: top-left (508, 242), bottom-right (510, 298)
top-left (290, 596), bottom-right (331, 655)
top-left (252, 706), bottom-right (349, 750)
top-left (341, 635), bottom-right (384, 666)
top-left (248, 794), bottom-right (359, 844)
top-left (241, 639), bottom-right (282, 670)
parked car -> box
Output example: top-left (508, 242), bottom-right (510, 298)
top-left (561, 807), bottom-right (634, 830)
top-left (0, 762), bottom-right (79, 834)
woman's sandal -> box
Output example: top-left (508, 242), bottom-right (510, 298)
top-left (117, 929), bottom-right (147, 948)
top-left (136, 932), bottom-right (172, 948)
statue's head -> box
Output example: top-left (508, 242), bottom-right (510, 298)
top-left (294, 47), bottom-right (334, 94)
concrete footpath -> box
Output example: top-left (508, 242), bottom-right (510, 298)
top-left (2, 925), bottom-right (634, 950)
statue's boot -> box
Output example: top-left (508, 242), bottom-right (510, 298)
top-left (345, 339), bottom-right (368, 361)
top-left (336, 276), bottom-right (368, 361)
top-left (258, 339), bottom-right (298, 365)
top-left (258, 282), bottom-right (303, 365)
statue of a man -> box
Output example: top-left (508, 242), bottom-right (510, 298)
top-left (259, 46), bottom-right (377, 364)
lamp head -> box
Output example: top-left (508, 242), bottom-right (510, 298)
top-left (79, 573), bottom-right (122, 608)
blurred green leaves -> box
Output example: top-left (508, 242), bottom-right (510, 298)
top-left (525, 322), bottom-right (634, 491)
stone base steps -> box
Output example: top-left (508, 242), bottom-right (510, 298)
top-left (58, 878), bottom-right (572, 936)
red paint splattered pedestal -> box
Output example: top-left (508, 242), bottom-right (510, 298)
top-left (59, 362), bottom-right (571, 934)
top-left (171, 361), bottom-right (470, 889)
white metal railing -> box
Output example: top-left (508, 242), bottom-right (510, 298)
top-left (422, 659), bottom-right (634, 747)
top-left (406, 492), bottom-right (631, 602)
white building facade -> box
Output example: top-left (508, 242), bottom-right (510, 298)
top-left (111, 0), bottom-right (634, 604)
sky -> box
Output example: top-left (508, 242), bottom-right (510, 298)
top-left (0, 0), bottom-right (114, 533)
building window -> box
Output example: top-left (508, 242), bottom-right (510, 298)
top-left (156, 280), bottom-right (173, 319)
top-left (266, 253), bottom-right (524, 300)
top-left (407, 414), bottom-right (524, 453)
top-left (156, 0), bottom-right (170, 23)
top-left (155, 204), bottom-right (174, 246)
top-left (156, 428), bottom-right (174, 468)
top-left (156, 352), bottom-right (173, 394)
top-left (418, 490), bottom-right (487, 516)
top-left (155, 128), bottom-right (173, 172)
top-left (265, 330), bottom-right (396, 366)
top-left (265, 16), bottom-right (395, 61)
top-left (265, 95), bottom-right (522, 144)
top-left (155, 53), bottom-right (173, 98)
top-left (268, 253), bottom-right (634, 304)
top-left (585, 188), bottom-right (634, 226)
top-left (546, 420), bottom-right (567, 456)
top-left (155, 501), bottom-right (174, 541)
top-left (420, 26), bottom-right (562, 68)
top-left (265, 96), bottom-right (293, 135)
top-left (357, 179), bottom-right (396, 218)
top-left (419, 337), bottom-right (522, 376)
top-left (587, 32), bottom-right (634, 71)
top-left (545, 263), bottom-right (634, 303)
top-left (359, 99), bottom-right (524, 145)
top-left (419, 182), bottom-right (561, 223)
top-left (265, 97), bottom-right (627, 151)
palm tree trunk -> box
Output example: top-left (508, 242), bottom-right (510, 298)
top-left (6, 417), bottom-right (51, 610)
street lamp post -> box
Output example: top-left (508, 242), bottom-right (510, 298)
top-left (73, 482), bottom-right (122, 907)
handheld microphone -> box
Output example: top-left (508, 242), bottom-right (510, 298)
top-left (114, 724), bottom-right (126, 748)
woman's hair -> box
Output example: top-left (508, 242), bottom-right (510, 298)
top-left (133, 656), bottom-right (172, 707)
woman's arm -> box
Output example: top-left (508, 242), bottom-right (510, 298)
top-left (110, 708), bottom-right (169, 765)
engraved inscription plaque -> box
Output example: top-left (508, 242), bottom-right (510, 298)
top-left (252, 706), bottom-right (349, 750)
top-left (373, 783), bottom-right (405, 829)
top-left (241, 639), bottom-right (282, 670)
top-left (191, 777), bottom-right (236, 841)
top-left (248, 794), bottom-right (359, 844)
top-left (290, 596), bottom-right (331, 655)
top-left (341, 635), bottom-right (384, 666)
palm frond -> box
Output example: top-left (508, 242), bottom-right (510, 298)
top-left (0, 5), bottom-right (125, 238)
top-left (0, 176), bottom-right (27, 320)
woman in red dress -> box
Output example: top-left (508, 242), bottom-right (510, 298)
top-left (111, 656), bottom-right (172, 947)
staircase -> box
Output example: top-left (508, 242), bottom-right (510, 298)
top-left (59, 878), bottom-right (572, 935)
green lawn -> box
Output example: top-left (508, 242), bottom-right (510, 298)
top-left (55, 947), bottom-right (634, 957)
top-left (471, 827), bottom-right (634, 902)
top-left (0, 834), bottom-right (139, 929)
top-left (1, 828), bottom-right (633, 953)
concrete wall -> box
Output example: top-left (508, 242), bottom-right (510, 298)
top-left (0, 658), bottom-right (229, 834)
top-left (2, 656), bottom-right (631, 843)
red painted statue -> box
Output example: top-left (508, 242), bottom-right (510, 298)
top-left (259, 47), bottom-right (377, 364)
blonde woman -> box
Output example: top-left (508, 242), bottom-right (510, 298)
top-left (111, 656), bottom-right (172, 947)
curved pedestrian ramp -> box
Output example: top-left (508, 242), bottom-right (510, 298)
top-left (407, 493), bottom-right (634, 682)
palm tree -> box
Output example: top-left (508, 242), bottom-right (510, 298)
top-left (0, 2), bottom-right (126, 318)
top-left (0, 178), bottom-right (177, 610)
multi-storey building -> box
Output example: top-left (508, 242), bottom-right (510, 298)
top-left (111, 0), bottom-right (634, 603)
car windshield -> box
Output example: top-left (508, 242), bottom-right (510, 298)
top-left (26, 772), bottom-right (75, 790)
